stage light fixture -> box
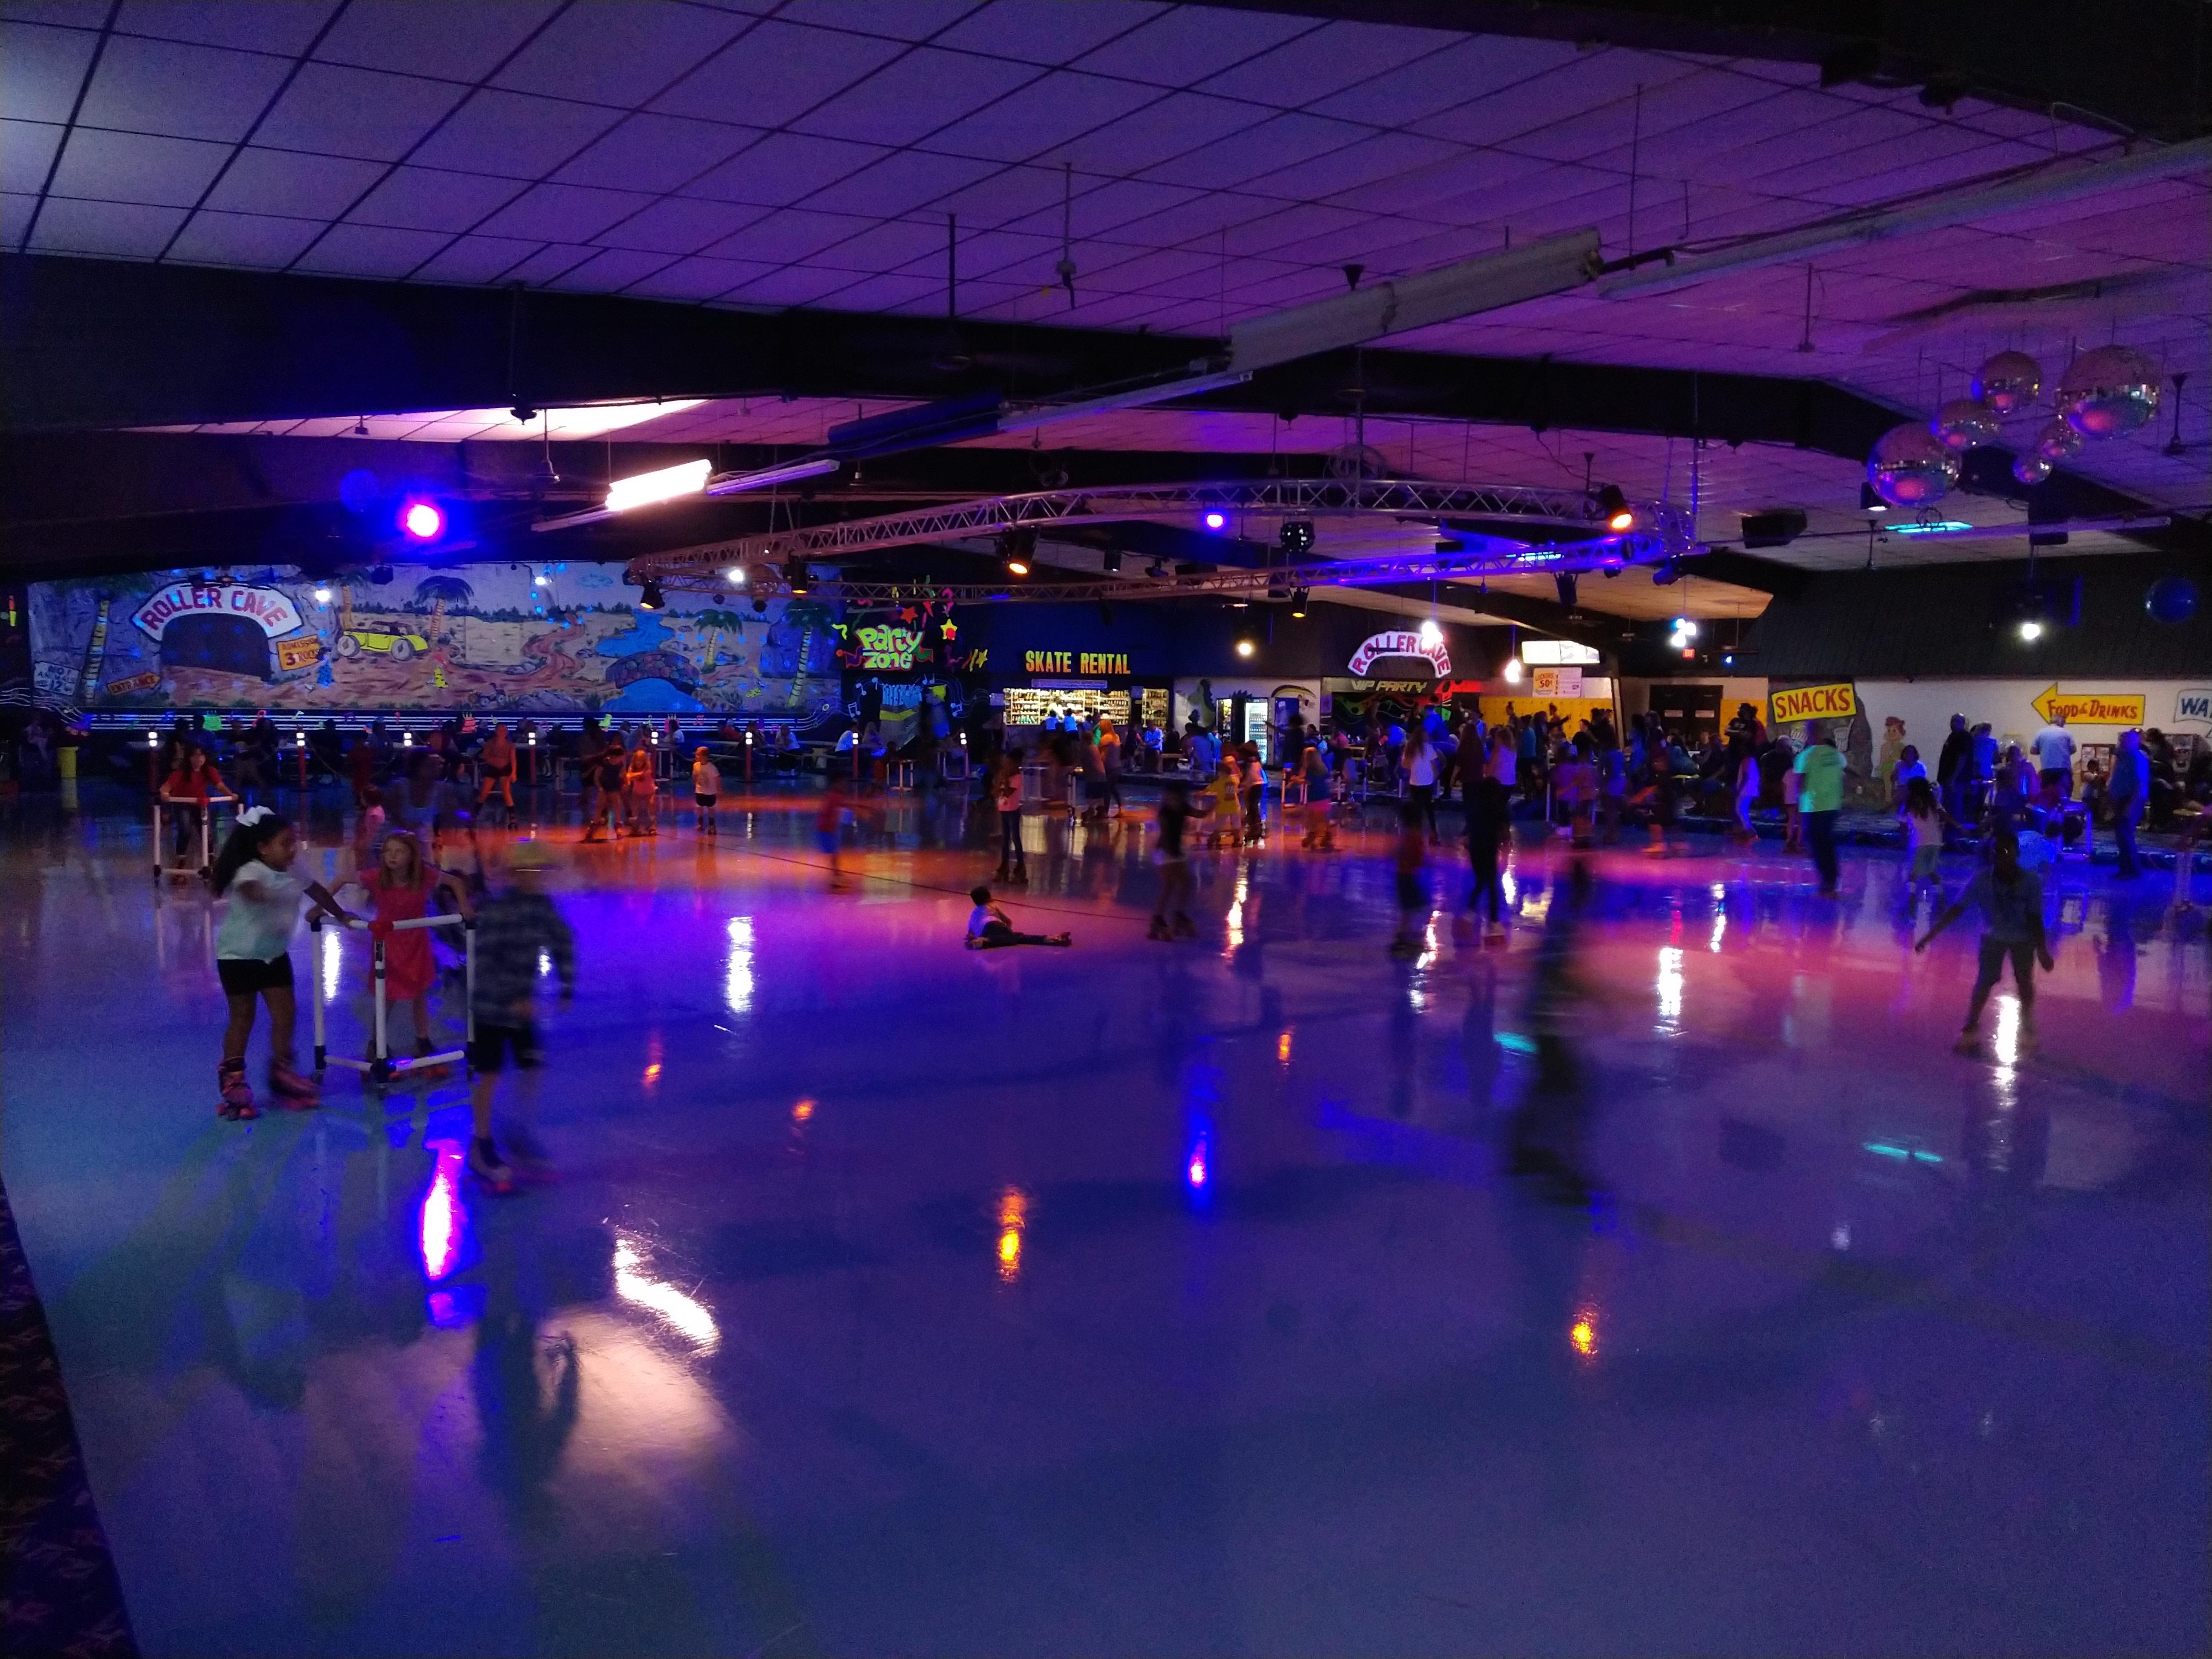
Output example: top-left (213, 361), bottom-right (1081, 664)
top-left (1554, 573), bottom-right (1577, 607)
top-left (1503, 658), bottom-right (1523, 682)
top-left (606, 458), bottom-right (711, 513)
top-left (1651, 561), bottom-right (1681, 585)
top-left (1146, 559), bottom-right (1169, 578)
top-left (2018, 619), bottom-right (2043, 641)
top-left (1860, 482), bottom-right (1890, 513)
top-left (1289, 587), bottom-right (1309, 617)
top-left (785, 560), bottom-right (811, 595)
top-left (724, 566), bottom-right (746, 585)
top-left (998, 528), bottom-right (1035, 576)
top-left (1595, 484), bottom-right (1633, 531)
top-left (1203, 510), bottom-right (1227, 530)
top-left (1103, 549), bottom-right (1122, 573)
top-left (752, 596), bottom-right (768, 614)
top-left (1280, 517), bottom-right (1316, 556)
top-left (637, 580), bottom-right (666, 611)
top-left (1418, 617), bottom-right (1443, 647)
top-left (1235, 638), bottom-right (1256, 658)
top-left (398, 499), bottom-right (445, 541)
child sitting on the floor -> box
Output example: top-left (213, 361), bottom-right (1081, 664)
top-left (965, 886), bottom-right (1072, 949)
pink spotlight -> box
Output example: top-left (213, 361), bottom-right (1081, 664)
top-left (1203, 511), bottom-right (1227, 530)
top-left (399, 499), bottom-right (445, 541)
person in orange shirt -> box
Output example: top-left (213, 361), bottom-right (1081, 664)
top-left (161, 745), bottom-right (229, 864)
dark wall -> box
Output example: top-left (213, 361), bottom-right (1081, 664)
top-left (1738, 553), bottom-right (2211, 680)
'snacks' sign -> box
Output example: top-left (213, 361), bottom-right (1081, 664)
top-left (131, 582), bottom-right (303, 640)
top-left (1348, 629), bottom-right (1451, 677)
top-left (1768, 681), bottom-right (1858, 726)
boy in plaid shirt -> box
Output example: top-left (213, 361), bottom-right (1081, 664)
top-left (467, 843), bottom-right (575, 1191)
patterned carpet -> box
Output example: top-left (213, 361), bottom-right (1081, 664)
top-left (1, 1178), bottom-right (136, 1658)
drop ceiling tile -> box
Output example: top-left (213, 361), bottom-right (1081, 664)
top-left (726, 263), bottom-right (865, 306)
top-left (204, 145), bottom-right (386, 217)
top-left (920, 69), bottom-right (1164, 163)
top-left (623, 253), bottom-right (774, 300)
top-left (923, 225), bottom-right (1054, 279)
top-left (1100, 189), bottom-right (1274, 251)
top-left (594, 194), bottom-right (765, 254)
top-left (926, 163), bottom-right (1068, 228)
top-left (77, 33), bottom-right (293, 142)
top-left (682, 129), bottom-right (885, 206)
top-left (164, 206), bottom-right (325, 266)
top-left (48, 127), bottom-right (229, 206)
top-left (493, 2), bottom-right (754, 107)
top-left (792, 46), bottom-right (1037, 147)
top-left (1213, 201), bottom-right (1369, 257)
top-left (811, 269), bottom-right (940, 310)
top-left (1506, 67), bottom-right (1783, 165)
top-left (999, 174), bottom-right (1200, 239)
top-left (542, 246), bottom-right (677, 291)
top-left (1238, 129), bottom-right (1467, 202)
top-left (409, 89), bottom-right (625, 180)
top-left (773, 1), bottom-right (983, 40)
top-left (1195, 19), bottom-right (1454, 108)
top-left (411, 232), bottom-right (539, 284)
top-left (0, 118), bottom-right (61, 194)
top-left (928, 0), bottom-right (1161, 65)
top-left (554, 113), bottom-right (762, 194)
top-left (803, 147), bottom-right (996, 215)
top-left (115, 0), bottom-right (340, 55)
top-left (703, 205), bottom-right (865, 262)
top-left (311, 0), bottom-right (560, 80)
top-left (27, 193), bottom-right (186, 253)
top-left (1070, 6), bottom-right (1316, 87)
top-left (0, 22), bottom-right (98, 126)
top-left (1141, 111), bottom-right (1366, 190)
top-left (808, 214), bottom-right (947, 271)
top-left (1326, 145), bottom-right (1552, 220)
top-left (1307, 35), bottom-right (1578, 125)
top-left (348, 165), bottom-right (525, 232)
top-left (650, 20), bottom-right (905, 128)
top-left (254, 62), bottom-right (468, 161)
top-left (1079, 242), bottom-right (1223, 291)
top-left (1413, 49), bottom-right (1701, 149)
top-left (0, 3), bottom-right (106, 25)
top-left (474, 180), bottom-right (659, 242)
top-left (494, 240), bottom-right (599, 285)
top-left (293, 220), bottom-right (453, 275)
top-left (1051, 91), bottom-right (1267, 179)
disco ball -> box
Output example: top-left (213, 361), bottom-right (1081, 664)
top-left (1970, 350), bottom-right (2042, 416)
top-left (2034, 418), bottom-right (2083, 463)
top-left (2012, 452), bottom-right (2052, 486)
top-left (2145, 575), bottom-right (2199, 625)
top-left (1931, 397), bottom-right (2002, 452)
top-left (2057, 345), bottom-right (2162, 437)
top-left (1866, 421), bottom-right (1959, 506)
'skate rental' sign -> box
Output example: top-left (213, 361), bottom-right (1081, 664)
top-left (131, 582), bottom-right (304, 640)
top-left (1024, 649), bottom-right (1130, 675)
top-left (1348, 629), bottom-right (1451, 677)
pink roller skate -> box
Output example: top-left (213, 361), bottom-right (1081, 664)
top-left (268, 1060), bottom-right (321, 1110)
top-left (217, 1059), bottom-right (259, 1121)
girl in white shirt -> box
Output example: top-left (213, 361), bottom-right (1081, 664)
top-left (211, 807), bottom-right (353, 1118)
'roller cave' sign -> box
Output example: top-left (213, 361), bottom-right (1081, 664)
top-left (1348, 629), bottom-right (1451, 678)
top-left (131, 582), bottom-right (304, 640)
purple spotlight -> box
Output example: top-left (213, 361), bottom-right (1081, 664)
top-left (399, 499), bottom-right (445, 541)
top-left (1203, 510), bottom-right (1227, 530)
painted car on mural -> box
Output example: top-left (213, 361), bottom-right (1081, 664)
top-left (333, 625), bottom-right (431, 661)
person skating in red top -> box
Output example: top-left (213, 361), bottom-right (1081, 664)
top-left (361, 830), bottom-right (472, 1069)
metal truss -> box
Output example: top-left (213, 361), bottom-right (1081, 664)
top-left (634, 477), bottom-right (1693, 591)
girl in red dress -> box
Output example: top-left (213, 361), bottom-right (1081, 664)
top-left (364, 831), bottom-right (472, 1064)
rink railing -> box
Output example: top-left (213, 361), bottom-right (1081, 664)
top-left (309, 911), bottom-right (475, 1088)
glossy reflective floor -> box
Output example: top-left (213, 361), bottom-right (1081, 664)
top-left (4, 789), bottom-right (2207, 1657)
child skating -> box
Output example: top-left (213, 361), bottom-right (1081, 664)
top-left (466, 843), bottom-right (575, 1192)
top-left (966, 886), bottom-right (1072, 948)
top-left (358, 830), bottom-right (472, 1071)
top-left (818, 779), bottom-right (852, 890)
top-left (1148, 780), bottom-right (1205, 940)
top-left (211, 807), bottom-right (355, 1118)
top-left (1390, 800), bottom-right (1429, 957)
top-left (1916, 828), bottom-right (2053, 1056)
top-left (691, 746), bottom-right (722, 836)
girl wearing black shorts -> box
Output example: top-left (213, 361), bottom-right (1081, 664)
top-left (211, 806), bottom-right (354, 1118)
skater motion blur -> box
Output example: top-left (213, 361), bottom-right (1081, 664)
top-left (466, 843), bottom-right (576, 1192)
top-left (1916, 828), bottom-right (2054, 1056)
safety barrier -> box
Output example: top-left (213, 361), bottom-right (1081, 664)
top-left (309, 910), bottom-right (475, 1088)
top-left (152, 792), bottom-right (237, 882)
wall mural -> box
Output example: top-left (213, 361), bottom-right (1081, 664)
top-left (27, 564), bottom-right (843, 717)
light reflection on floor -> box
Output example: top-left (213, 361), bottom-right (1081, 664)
top-left (3, 788), bottom-right (2206, 1657)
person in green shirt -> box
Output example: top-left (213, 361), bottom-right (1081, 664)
top-left (1793, 726), bottom-right (1845, 896)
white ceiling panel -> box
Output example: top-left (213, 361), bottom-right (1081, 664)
top-left (776, 0), bottom-right (984, 40)
top-left (1093, 188), bottom-right (1275, 252)
top-left (490, 241), bottom-right (599, 286)
top-left (542, 246), bottom-right (676, 292)
top-left (1048, 91), bottom-right (1262, 178)
top-left (492, 2), bottom-right (753, 107)
top-left (999, 175), bottom-right (1201, 240)
top-left (27, 193), bottom-right (186, 253)
top-left (473, 180), bottom-right (660, 243)
top-left (1194, 19), bottom-right (1455, 108)
top-left (1141, 111), bottom-right (1366, 190)
top-left (1507, 67), bottom-right (1782, 166)
top-left (707, 205), bottom-right (868, 263)
top-left (202, 145), bottom-right (385, 217)
top-left (1413, 48), bottom-right (1702, 149)
top-left (622, 253), bottom-right (774, 300)
top-left (76, 33), bottom-right (293, 142)
top-left (292, 220), bottom-right (454, 275)
top-left (916, 224), bottom-right (1054, 279)
top-left (809, 213), bottom-right (949, 272)
top-left (803, 147), bottom-right (998, 216)
top-left (1307, 34), bottom-right (1578, 126)
top-left (683, 130), bottom-right (886, 207)
top-left (48, 126), bottom-right (228, 206)
top-left (649, 19), bottom-right (906, 128)
top-left (0, 21), bottom-right (97, 126)
top-left (926, 163), bottom-right (1070, 228)
top-left (1213, 200), bottom-right (1369, 257)
top-left (1069, 6), bottom-right (1317, 87)
top-left (724, 262), bottom-right (867, 306)
top-left (0, 117), bottom-right (61, 194)
top-left (792, 47), bottom-right (1038, 148)
top-left (409, 89), bottom-right (624, 180)
top-left (928, 0), bottom-right (1162, 65)
top-left (410, 233), bottom-right (540, 285)
top-left (311, 0), bottom-right (560, 80)
top-left (811, 269), bottom-right (941, 311)
top-left (596, 195), bottom-right (765, 255)
top-left (252, 63), bottom-right (467, 161)
top-left (348, 166), bottom-right (525, 233)
top-left (1236, 128), bottom-right (1467, 203)
top-left (553, 113), bottom-right (762, 195)
top-left (115, 0), bottom-right (338, 55)
top-left (1333, 144), bottom-right (1553, 220)
top-left (165, 206), bottom-right (324, 267)
top-left (919, 70), bottom-right (1164, 163)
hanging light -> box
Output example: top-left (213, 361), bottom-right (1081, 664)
top-left (1418, 617), bottom-right (1443, 648)
top-left (1594, 483), bottom-right (1634, 531)
top-left (785, 560), bottom-right (811, 595)
top-left (636, 580), bottom-right (666, 611)
top-left (1289, 587), bottom-right (1309, 617)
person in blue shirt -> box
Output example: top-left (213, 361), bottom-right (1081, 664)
top-left (1917, 828), bottom-right (2053, 1054)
